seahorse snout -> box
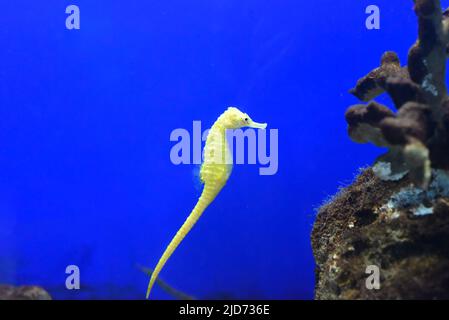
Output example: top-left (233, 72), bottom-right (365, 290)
top-left (248, 120), bottom-right (267, 129)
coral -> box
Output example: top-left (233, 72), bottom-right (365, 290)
top-left (312, 1), bottom-right (449, 300)
top-left (346, 0), bottom-right (449, 188)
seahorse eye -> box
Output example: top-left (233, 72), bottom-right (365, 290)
top-left (244, 117), bottom-right (248, 122)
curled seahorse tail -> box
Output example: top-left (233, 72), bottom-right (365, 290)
top-left (146, 183), bottom-right (218, 299)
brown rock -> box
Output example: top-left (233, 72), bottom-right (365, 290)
top-left (0, 285), bottom-right (52, 300)
top-left (312, 169), bottom-right (449, 299)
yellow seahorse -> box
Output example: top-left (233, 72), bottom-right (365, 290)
top-left (146, 107), bottom-right (267, 299)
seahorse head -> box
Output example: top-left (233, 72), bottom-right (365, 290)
top-left (224, 107), bottom-right (267, 129)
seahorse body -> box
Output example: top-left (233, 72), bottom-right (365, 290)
top-left (146, 107), bottom-right (266, 299)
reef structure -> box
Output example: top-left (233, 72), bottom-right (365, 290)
top-left (312, 1), bottom-right (449, 299)
top-left (312, 169), bottom-right (449, 299)
top-left (346, 0), bottom-right (449, 188)
top-left (0, 285), bottom-right (51, 300)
